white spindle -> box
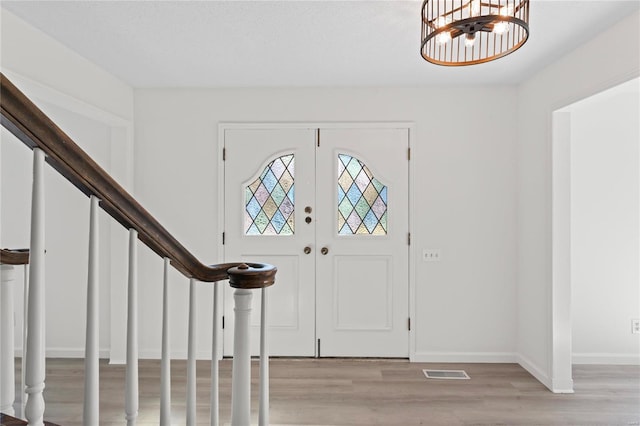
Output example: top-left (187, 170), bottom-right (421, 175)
top-left (125, 229), bottom-right (138, 426)
top-left (0, 265), bottom-right (16, 416)
top-left (259, 287), bottom-right (269, 426)
top-left (83, 195), bottom-right (100, 425)
top-left (25, 147), bottom-right (46, 426)
top-left (210, 282), bottom-right (220, 426)
top-left (21, 264), bottom-right (29, 418)
top-left (160, 258), bottom-right (171, 426)
top-left (230, 288), bottom-right (253, 426)
top-left (186, 278), bottom-right (197, 426)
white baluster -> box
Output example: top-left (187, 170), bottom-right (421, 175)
top-left (186, 278), bottom-right (197, 426)
top-left (21, 264), bottom-right (29, 418)
top-left (259, 287), bottom-right (269, 426)
top-left (160, 258), bottom-right (171, 426)
top-left (83, 195), bottom-right (100, 425)
top-left (125, 229), bottom-right (138, 426)
top-left (230, 288), bottom-right (253, 426)
top-left (25, 147), bottom-right (46, 426)
top-left (210, 282), bottom-right (219, 426)
top-left (1, 264), bottom-right (16, 416)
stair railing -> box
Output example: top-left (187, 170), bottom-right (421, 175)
top-left (0, 73), bottom-right (276, 426)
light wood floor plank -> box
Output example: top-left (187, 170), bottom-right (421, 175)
top-left (8, 358), bottom-right (640, 425)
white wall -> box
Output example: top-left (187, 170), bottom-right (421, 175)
top-left (0, 9), bottom-right (133, 122)
top-left (1, 9), bottom-right (134, 359)
top-left (134, 86), bottom-right (519, 361)
top-left (1, 105), bottom-right (112, 356)
top-left (570, 81), bottom-right (640, 365)
top-left (517, 11), bottom-right (640, 390)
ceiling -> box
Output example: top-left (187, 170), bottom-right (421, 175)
top-left (2, 0), bottom-right (639, 88)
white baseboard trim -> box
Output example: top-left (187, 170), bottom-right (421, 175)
top-left (573, 353), bottom-right (640, 365)
top-left (551, 377), bottom-right (574, 394)
top-left (517, 354), bottom-right (553, 391)
top-left (109, 350), bottom-right (216, 364)
top-left (412, 351), bottom-right (517, 363)
top-left (15, 348), bottom-right (217, 363)
top-left (14, 348), bottom-right (110, 359)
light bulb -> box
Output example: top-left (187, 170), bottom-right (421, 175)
top-left (436, 31), bottom-right (452, 45)
top-left (493, 21), bottom-right (509, 34)
top-left (465, 33), bottom-right (476, 47)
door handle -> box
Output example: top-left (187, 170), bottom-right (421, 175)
top-left (321, 247), bottom-right (329, 255)
top-left (304, 246), bottom-right (312, 254)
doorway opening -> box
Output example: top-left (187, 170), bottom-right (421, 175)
top-left (552, 77), bottom-right (640, 392)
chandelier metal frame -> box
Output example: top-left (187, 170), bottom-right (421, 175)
top-left (421, 0), bottom-right (530, 66)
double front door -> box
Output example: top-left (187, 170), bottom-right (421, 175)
top-left (223, 127), bottom-right (409, 357)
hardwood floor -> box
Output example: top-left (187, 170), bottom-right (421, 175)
top-left (9, 358), bottom-right (640, 425)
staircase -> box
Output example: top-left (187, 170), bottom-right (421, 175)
top-left (0, 73), bottom-right (276, 426)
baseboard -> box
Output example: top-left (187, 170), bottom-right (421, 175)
top-left (517, 353), bottom-right (554, 391)
top-left (109, 350), bottom-right (216, 364)
top-left (573, 352), bottom-right (640, 365)
top-left (14, 348), bottom-right (110, 359)
top-left (412, 351), bottom-right (517, 363)
top-left (14, 347), bottom-right (217, 363)
top-left (551, 376), bottom-right (574, 393)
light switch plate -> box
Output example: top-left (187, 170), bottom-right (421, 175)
top-left (423, 249), bottom-right (441, 262)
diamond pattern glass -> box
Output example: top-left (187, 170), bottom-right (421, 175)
top-left (245, 154), bottom-right (295, 235)
top-left (337, 154), bottom-right (387, 235)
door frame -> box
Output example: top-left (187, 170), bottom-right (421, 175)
top-left (217, 122), bottom-right (416, 360)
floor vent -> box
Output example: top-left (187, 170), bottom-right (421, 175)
top-left (423, 369), bottom-right (470, 380)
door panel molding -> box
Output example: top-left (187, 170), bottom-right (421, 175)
top-left (333, 255), bottom-right (393, 331)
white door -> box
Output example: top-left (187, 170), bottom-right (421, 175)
top-left (315, 128), bottom-right (409, 357)
top-left (224, 126), bottom-right (409, 357)
top-left (224, 128), bottom-right (317, 356)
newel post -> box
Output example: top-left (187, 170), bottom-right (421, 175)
top-left (227, 263), bottom-right (276, 426)
top-left (230, 286), bottom-right (253, 426)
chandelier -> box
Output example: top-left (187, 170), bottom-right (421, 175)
top-left (421, 0), bottom-right (530, 66)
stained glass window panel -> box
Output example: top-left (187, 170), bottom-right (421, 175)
top-left (245, 154), bottom-right (295, 235)
top-left (337, 154), bottom-right (388, 235)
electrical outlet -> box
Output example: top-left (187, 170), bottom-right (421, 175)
top-left (632, 319), bottom-right (640, 334)
top-left (423, 249), bottom-right (441, 262)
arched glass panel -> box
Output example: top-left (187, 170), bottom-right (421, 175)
top-left (337, 154), bottom-right (387, 235)
top-left (245, 154), bottom-right (295, 235)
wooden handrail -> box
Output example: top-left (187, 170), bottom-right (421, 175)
top-left (0, 249), bottom-right (30, 265)
top-left (0, 73), bottom-right (275, 288)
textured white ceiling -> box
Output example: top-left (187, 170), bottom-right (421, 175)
top-left (2, 0), bottom-right (639, 88)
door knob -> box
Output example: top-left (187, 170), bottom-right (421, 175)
top-left (305, 216), bottom-right (312, 224)
top-left (305, 206), bottom-right (312, 213)
top-left (304, 246), bottom-right (312, 254)
top-left (321, 247), bottom-right (329, 255)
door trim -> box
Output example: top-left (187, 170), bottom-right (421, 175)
top-left (217, 122), bottom-right (416, 360)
